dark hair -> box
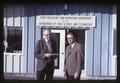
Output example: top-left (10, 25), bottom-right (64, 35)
top-left (67, 32), bottom-right (76, 40)
top-left (67, 32), bottom-right (74, 36)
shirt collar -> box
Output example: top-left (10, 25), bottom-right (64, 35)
top-left (70, 42), bottom-right (75, 48)
top-left (44, 38), bottom-right (49, 44)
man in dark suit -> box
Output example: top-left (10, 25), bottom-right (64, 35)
top-left (34, 29), bottom-right (57, 80)
top-left (64, 32), bottom-right (84, 80)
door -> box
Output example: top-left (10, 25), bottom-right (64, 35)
top-left (51, 29), bottom-right (65, 77)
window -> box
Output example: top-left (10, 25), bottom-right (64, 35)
top-left (4, 26), bottom-right (22, 53)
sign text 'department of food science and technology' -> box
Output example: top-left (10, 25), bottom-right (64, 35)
top-left (36, 15), bottom-right (96, 28)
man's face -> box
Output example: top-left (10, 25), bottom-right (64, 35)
top-left (67, 34), bottom-right (74, 44)
top-left (43, 30), bottom-right (51, 41)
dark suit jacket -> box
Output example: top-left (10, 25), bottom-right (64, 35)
top-left (64, 42), bottom-right (84, 76)
top-left (34, 39), bottom-right (57, 71)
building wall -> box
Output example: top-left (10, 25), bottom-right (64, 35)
top-left (85, 6), bottom-right (114, 76)
top-left (3, 4), bottom-right (116, 76)
top-left (4, 5), bottom-right (24, 73)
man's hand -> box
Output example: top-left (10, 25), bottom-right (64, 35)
top-left (45, 53), bottom-right (52, 58)
top-left (74, 72), bottom-right (79, 79)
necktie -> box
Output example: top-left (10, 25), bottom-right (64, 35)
top-left (47, 40), bottom-right (52, 63)
top-left (47, 40), bottom-right (52, 53)
top-left (70, 44), bottom-right (72, 50)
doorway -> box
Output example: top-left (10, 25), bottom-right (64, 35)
top-left (51, 29), bottom-right (65, 77)
top-left (47, 29), bottom-right (85, 77)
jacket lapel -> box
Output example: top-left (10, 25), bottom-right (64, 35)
top-left (71, 42), bottom-right (77, 52)
top-left (66, 42), bottom-right (77, 57)
top-left (66, 46), bottom-right (72, 58)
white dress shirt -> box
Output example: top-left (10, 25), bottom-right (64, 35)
top-left (70, 42), bottom-right (75, 49)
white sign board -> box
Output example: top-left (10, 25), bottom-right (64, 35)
top-left (36, 15), bottom-right (96, 28)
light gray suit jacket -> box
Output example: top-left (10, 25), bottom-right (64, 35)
top-left (64, 42), bottom-right (84, 76)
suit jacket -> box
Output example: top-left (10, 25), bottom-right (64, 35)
top-left (34, 39), bottom-right (57, 71)
top-left (64, 42), bottom-right (84, 76)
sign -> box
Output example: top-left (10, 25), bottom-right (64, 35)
top-left (36, 15), bottom-right (96, 28)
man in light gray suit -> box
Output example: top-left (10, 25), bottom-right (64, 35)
top-left (34, 29), bottom-right (57, 80)
top-left (64, 32), bottom-right (84, 80)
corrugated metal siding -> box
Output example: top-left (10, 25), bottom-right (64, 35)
top-left (86, 5), bottom-right (113, 76)
top-left (23, 5), bottom-right (36, 73)
top-left (93, 6), bottom-right (102, 76)
top-left (4, 4), bottom-right (115, 76)
top-left (101, 7), bottom-right (110, 76)
top-left (85, 5), bottom-right (95, 76)
top-left (27, 6), bottom-right (35, 74)
top-left (108, 7), bottom-right (114, 76)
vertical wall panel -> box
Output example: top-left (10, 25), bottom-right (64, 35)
top-left (6, 55), bottom-right (12, 72)
top-left (79, 5), bottom-right (87, 16)
top-left (20, 55), bottom-right (24, 73)
top-left (7, 6), bottom-right (13, 26)
top-left (42, 5), bottom-right (49, 15)
top-left (65, 4), bottom-right (71, 15)
top-left (66, 4), bottom-right (73, 15)
top-left (14, 6), bottom-right (21, 27)
top-left (49, 5), bottom-right (56, 15)
top-left (23, 6), bottom-right (28, 73)
top-left (27, 6), bottom-right (35, 73)
top-left (13, 55), bottom-right (20, 73)
top-left (86, 5), bottom-right (94, 76)
top-left (57, 4), bottom-right (64, 15)
top-left (93, 6), bottom-right (102, 76)
top-left (109, 6), bottom-right (114, 76)
top-left (71, 4), bottom-right (79, 15)
top-left (4, 54), bottom-right (6, 72)
top-left (101, 7), bottom-right (109, 76)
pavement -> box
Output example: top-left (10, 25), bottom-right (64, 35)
top-left (4, 73), bottom-right (117, 80)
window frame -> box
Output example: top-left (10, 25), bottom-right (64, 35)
top-left (3, 26), bottom-right (24, 55)
top-left (113, 28), bottom-right (117, 56)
